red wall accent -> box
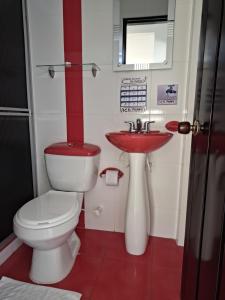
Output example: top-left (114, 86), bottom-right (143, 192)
top-left (63, 0), bottom-right (84, 144)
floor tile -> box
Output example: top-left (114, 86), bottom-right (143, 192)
top-left (0, 245), bottom-right (32, 283)
top-left (103, 232), bottom-right (154, 265)
top-left (151, 237), bottom-right (181, 269)
top-left (77, 211), bottom-right (85, 229)
top-left (90, 258), bottom-right (152, 300)
top-left (0, 230), bottom-right (183, 300)
top-left (150, 266), bottom-right (182, 300)
top-left (177, 246), bottom-right (184, 271)
top-left (52, 254), bottom-right (102, 299)
top-left (77, 228), bottom-right (106, 258)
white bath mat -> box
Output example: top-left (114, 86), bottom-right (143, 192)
top-left (0, 276), bottom-right (81, 300)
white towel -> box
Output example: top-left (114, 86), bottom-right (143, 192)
top-left (0, 277), bottom-right (81, 300)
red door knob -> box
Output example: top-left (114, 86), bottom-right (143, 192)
top-left (166, 120), bottom-right (205, 136)
top-left (165, 121), bottom-right (179, 132)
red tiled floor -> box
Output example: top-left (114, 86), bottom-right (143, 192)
top-left (103, 234), bottom-right (154, 264)
top-left (0, 244), bottom-right (32, 283)
top-left (91, 258), bottom-right (152, 300)
top-left (149, 266), bottom-right (181, 300)
top-left (77, 228), bottom-right (106, 258)
top-left (0, 229), bottom-right (183, 300)
top-left (53, 255), bottom-right (102, 298)
top-left (77, 210), bottom-right (85, 229)
top-left (151, 237), bottom-right (182, 269)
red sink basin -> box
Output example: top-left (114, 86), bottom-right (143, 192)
top-left (106, 131), bottom-right (173, 153)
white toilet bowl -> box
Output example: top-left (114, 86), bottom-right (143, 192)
top-left (13, 141), bottom-right (101, 284)
top-left (14, 190), bottom-right (83, 284)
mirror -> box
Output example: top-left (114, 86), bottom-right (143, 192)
top-left (113, 0), bottom-right (176, 71)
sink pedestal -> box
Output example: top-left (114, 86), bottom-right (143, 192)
top-left (105, 130), bottom-right (173, 255)
top-left (125, 153), bottom-right (150, 255)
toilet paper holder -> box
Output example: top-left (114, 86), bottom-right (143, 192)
top-left (99, 168), bottom-right (124, 179)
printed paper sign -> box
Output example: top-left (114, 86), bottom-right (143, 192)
top-left (120, 77), bottom-right (147, 112)
top-left (157, 84), bottom-right (178, 105)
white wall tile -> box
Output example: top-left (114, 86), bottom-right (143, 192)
top-left (34, 113), bottom-right (67, 157)
top-left (85, 176), bottom-right (116, 231)
top-left (85, 159), bottom-right (129, 232)
top-left (27, 0), bottom-right (65, 65)
top-left (173, 1), bottom-right (193, 63)
top-left (150, 209), bottom-right (177, 238)
top-left (36, 156), bottom-right (51, 195)
top-left (32, 70), bottom-right (66, 114)
top-left (175, 0), bottom-right (203, 245)
top-left (27, 0), bottom-right (67, 196)
top-left (149, 164), bottom-right (180, 213)
top-left (34, 113), bottom-right (67, 194)
top-left (114, 171), bottom-right (129, 232)
top-left (82, 0), bottom-right (113, 65)
top-left (83, 70), bottom-right (117, 115)
top-left (112, 113), bottom-right (151, 131)
top-left (148, 113), bottom-right (184, 165)
top-left (84, 114), bottom-right (122, 162)
top-left (176, 163), bottom-right (190, 245)
top-left (150, 62), bottom-right (189, 114)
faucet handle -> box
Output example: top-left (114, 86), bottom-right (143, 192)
top-left (143, 121), bottom-right (155, 132)
top-left (124, 121), bottom-right (135, 132)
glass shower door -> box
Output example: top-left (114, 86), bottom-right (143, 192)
top-left (0, 0), bottom-right (35, 241)
top-left (0, 114), bottom-right (34, 241)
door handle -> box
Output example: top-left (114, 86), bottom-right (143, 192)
top-left (166, 120), bottom-right (207, 136)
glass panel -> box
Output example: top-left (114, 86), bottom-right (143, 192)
top-left (0, 0), bottom-right (28, 108)
top-left (0, 116), bottom-right (34, 241)
top-left (126, 22), bottom-right (168, 64)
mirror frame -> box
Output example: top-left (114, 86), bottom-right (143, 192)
top-left (113, 0), bottom-right (176, 71)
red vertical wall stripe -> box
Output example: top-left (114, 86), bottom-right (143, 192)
top-left (63, 0), bottom-right (84, 144)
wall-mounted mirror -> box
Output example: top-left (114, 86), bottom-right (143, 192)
top-left (113, 0), bottom-right (176, 71)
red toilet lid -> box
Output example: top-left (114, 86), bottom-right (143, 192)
top-left (44, 142), bottom-right (101, 156)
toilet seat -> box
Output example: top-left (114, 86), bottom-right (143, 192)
top-left (15, 190), bottom-right (80, 229)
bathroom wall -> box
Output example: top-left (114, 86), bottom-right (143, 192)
top-left (121, 0), bottom-right (168, 19)
top-left (25, 0), bottom-right (202, 245)
top-left (26, 0), bottom-right (84, 195)
top-left (82, 0), bottom-right (203, 244)
top-left (26, 0), bottom-right (67, 194)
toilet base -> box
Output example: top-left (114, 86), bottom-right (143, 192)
top-left (30, 232), bottom-right (80, 284)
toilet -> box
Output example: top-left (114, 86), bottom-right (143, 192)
top-left (13, 142), bottom-right (101, 284)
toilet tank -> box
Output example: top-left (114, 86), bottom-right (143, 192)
top-left (44, 142), bottom-right (101, 192)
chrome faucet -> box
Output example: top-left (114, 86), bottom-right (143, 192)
top-left (125, 119), bottom-right (155, 133)
top-left (136, 119), bottom-right (142, 132)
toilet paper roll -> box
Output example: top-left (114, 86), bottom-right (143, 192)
top-left (105, 170), bottom-right (119, 186)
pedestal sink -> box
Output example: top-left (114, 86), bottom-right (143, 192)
top-left (106, 131), bottom-right (173, 255)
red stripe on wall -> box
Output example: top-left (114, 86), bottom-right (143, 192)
top-left (63, 0), bottom-right (84, 144)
